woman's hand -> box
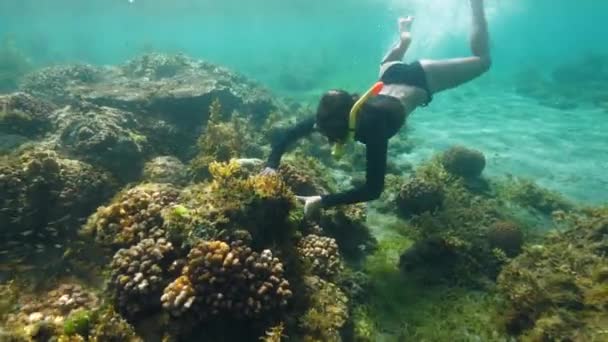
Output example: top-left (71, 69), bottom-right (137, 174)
top-left (259, 167), bottom-right (278, 176)
top-left (296, 195), bottom-right (323, 219)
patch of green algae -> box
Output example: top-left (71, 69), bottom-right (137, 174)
top-left (353, 212), bottom-right (511, 342)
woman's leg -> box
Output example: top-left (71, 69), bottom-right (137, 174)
top-left (381, 17), bottom-right (414, 65)
top-left (420, 0), bottom-right (491, 93)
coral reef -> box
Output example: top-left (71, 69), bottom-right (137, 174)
top-left (0, 148), bottom-right (116, 268)
top-left (440, 145), bottom-right (486, 180)
top-left (396, 177), bottom-right (444, 218)
top-left (142, 155), bottom-right (189, 186)
top-left (0, 92), bottom-right (55, 137)
top-left (296, 234), bottom-right (344, 280)
top-left (109, 238), bottom-right (176, 317)
top-left (162, 237), bottom-right (292, 320)
top-left (82, 183), bottom-right (180, 250)
top-left (395, 155), bottom-right (526, 285)
top-left (497, 207), bottom-right (608, 341)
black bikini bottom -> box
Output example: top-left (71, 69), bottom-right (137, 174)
top-left (380, 61), bottom-right (433, 106)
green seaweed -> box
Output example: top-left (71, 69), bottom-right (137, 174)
top-left (63, 309), bottom-right (92, 337)
top-left (353, 232), bottom-right (507, 341)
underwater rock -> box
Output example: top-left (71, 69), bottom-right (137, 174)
top-left (396, 177), bottom-right (444, 217)
top-left (22, 53), bottom-right (280, 128)
top-left (487, 220), bottom-right (524, 257)
top-left (497, 207), bottom-right (608, 341)
top-left (440, 145), bottom-right (486, 179)
top-left (51, 102), bottom-right (148, 182)
top-left (142, 156), bottom-right (189, 186)
top-left (0, 92), bottom-right (56, 138)
top-left (297, 234), bottom-right (344, 280)
top-left (20, 64), bottom-right (103, 104)
top-left (110, 238), bottom-right (176, 317)
top-left (162, 237), bottom-right (292, 320)
top-left (0, 148), bottom-right (116, 266)
top-left (83, 183), bottom-right (180, 250)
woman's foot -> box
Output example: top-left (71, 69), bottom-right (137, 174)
top-left (399, 16), bottom-right (414, 33)
top-left (399, 16), bottom-right (414, 43)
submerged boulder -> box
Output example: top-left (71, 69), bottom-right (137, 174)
top-left (21, 53), bottom-right (281, 129)
top-left (142, 156), bottom-right (189, 186)
top-left (50, 102), bottom-right (148, 181)
top-left (0, 92), bottom-right (56, 138)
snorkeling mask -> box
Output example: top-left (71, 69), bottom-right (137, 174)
top-left (331, 81), bottom-right (384, 160)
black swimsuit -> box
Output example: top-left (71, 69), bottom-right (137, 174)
top-left (380, 61), bottom-right (433, 106)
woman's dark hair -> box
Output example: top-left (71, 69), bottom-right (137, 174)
top-left (315, 90), bottom-right (355, 142)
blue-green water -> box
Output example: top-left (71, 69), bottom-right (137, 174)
top-left (2, 1), bottom-right (607, 202)
top-left (1, 1), bottom-right (608, 341)
top-left (2, 0), bottom-right (607, 85)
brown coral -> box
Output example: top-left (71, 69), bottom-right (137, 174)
top-left (396, 177), bottom-right (444, 217)
top-left (297, 234), bottom-right (343, 279)
top-left (109, 238), bottom-right (176, 317)
top-left (487, 221), bottom-right (524, 257)
top-left (83, 183), bottom-right (179, 249)
top-left (163, 237), bottom-right (292, 320)
top-left (440, 145), bottom-right (486, 179)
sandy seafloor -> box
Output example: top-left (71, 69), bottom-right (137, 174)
top-left (379, 81), bottom-right (607, 206)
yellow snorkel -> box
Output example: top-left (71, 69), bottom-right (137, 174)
top-left (332, 81), bottom-right (384, 159)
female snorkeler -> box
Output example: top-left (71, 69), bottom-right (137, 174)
top-left (262, 0), bottom-right (492, 218)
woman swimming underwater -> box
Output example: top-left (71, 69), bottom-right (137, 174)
top-left (262, 0), bottom-right (492, 218)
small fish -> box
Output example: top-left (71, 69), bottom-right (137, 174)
top-left (48, 214), bottom-right (71, 225)
top-left (20, 230), bottom-right (34, 237)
